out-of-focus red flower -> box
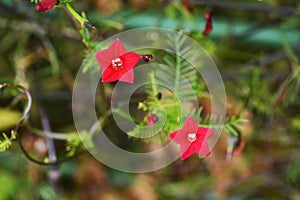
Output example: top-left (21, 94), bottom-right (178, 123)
top-left (169, 116), bottom-right (213, 160)
top-left (146, 114), bottom-right (158, 126)
top-left (203, 12), bottom-right (213, 36)
top-left (182, 0), bottom-right (192, 12)
top-left (95, 39), bottom-right (140, 83)
top-left (35, 0), bottom-right (56, 13)
top-left (110, 97), bottom-right (114, 105)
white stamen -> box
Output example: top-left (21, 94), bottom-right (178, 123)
top-left (187, 133), bottom-right (197, 142)
top-left (112, 58), bottom-right (123, 70)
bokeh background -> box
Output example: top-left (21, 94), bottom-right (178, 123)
top-left (0, 0), bottom-right (300, 199)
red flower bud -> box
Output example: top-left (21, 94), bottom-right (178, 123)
top-left (35, 0), bottom-right (56, 13)
top-left (203, 12), bottom-right (213, 36)
top-left (146, 114), bottom-right (158, 126)
top-left (140, 54), bottom-right (153, 62)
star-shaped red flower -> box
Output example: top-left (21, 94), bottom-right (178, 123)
top-left (35, 0), bottom-right (56, 13)
top-left (169, 116), bottom-right (213, 160)
top-left (95, 39), bottom-right (140, 83)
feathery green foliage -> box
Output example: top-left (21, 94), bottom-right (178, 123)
top-left (66, 131), bottom-right (93, 157)
top-left (199, 114), bottom-right (247, 136)
top-left (0, 131), bottom-right (16, 152)
top-left (0, 133), bottom-right (12, 152)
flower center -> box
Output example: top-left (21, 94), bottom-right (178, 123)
top-left (112, 58), bottom-right (123, 70)
top-left (187, 133), bottom-right (197, 142)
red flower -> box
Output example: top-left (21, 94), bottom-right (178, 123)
top-left (169, 116), bottom-right (213, 160)
top-left (202, 12), bottom-right (213, 36)
top-left (95, 39), bottom-right (140, 83)
top-left (35, 0), bottom-right (56, 13)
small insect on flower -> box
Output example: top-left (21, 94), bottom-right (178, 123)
top-left (169, 116), bottom-right (213, 160)
top-left (95, 39), bottom-right (141, 83)
top-left (202, 12), bottom-right (213, 36)
top-left (35, 0), bottom-right (57, 13)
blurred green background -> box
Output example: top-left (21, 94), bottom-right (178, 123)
top-left (1, 0), bottom-right (300, 199)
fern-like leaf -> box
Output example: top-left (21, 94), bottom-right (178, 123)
top-left (0, 133), bottom-right (12, 152)
top-left (155, 33), bottom-right (200, 102)
top-left (200, 114), bottom-right (247, 136)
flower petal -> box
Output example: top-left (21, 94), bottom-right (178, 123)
top-left (182, 116), bottom-right (198, 133)
top-left (170, 129), bottom-right (192, 159)
top-left (199, 142), bottom-right (211, 156)
top-left (102, 64), bottom-right (119, 82)
top-left (118, 69), bottom-right (134, 83)
top-left (95, 49), bottom-right (111, 70)
top-left (170, 129), bottom-right (188, 144)
top-left (181, 145), bottom-right (195, 160)
top-left (195, 127), bottom-right (213, 156)
top-left (95, 39), bottom-right (127, 70)
top-left (108, 39), bottom-right (126, 59)
top-left (169, 131), bottom-right (178, 139)
top-left (119, 52), bottom-right (141, 71)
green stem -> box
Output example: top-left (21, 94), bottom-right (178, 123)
top-left (65, 3), bottom-right (86, 26)
top-left (174, 42), bottom-right (181, 93)
top-left (163, 102), bottom-right (180, 108)
top-left (99, 82), bottom-right (109, 124)
top-left (29, 127), bottom-right (72, 140)
top-left (149, 71), bottom-right (161, 104)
